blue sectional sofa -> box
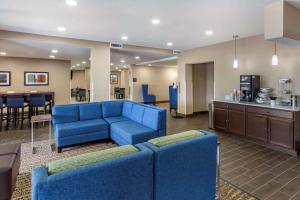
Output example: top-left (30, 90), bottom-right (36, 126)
top-left (52, 100), bottom-right (166, 152)
top-left (32, 130), bottom-right (217, 200)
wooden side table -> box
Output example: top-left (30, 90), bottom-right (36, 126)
top-left (31, 114), bottom-right (52, 154)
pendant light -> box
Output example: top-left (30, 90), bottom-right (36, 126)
top-left (272, 41), bottom-right (279, 66)
top-left (233, 35), bottom-right (239, 69)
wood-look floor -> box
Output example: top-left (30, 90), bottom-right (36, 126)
top-left (0, 103), bottom-right (300, 200)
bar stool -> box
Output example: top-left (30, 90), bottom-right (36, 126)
top-left (30, 94), bottom-right (46, 117)
top-left (6, 96), bottom-right (29, 130)
top-left (0, 97), bottom-right (7, 131)
top-left (45, 94), bottom-right (53, 114)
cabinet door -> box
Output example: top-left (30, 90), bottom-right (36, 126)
top-left (269, 117), bottom-right (294, 149)
top-left (228, 110), bottom-right (245, 136)
top-left (214, 108), bottom-right (228, 131)
top-left (246, 113), bottom-right (268, 142)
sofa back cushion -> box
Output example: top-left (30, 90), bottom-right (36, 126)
top-left (142, 107), bottom-right (162, 130)
top-left (130, 104), bottom-right (145, 123)
top-left (102, 101), bottom-right (123, 118)
top-left (47, 145), bottom-right (139, 175)
top-left (79, 103), bottom-right (102, 121)
top-left (52, 105), bottom-right (79, 124)
top-left (122, 101), bottom-right (134, 118)
top-left (148, 130), bottom-right (204, 147)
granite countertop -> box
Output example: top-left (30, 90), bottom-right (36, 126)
top-left (213, 99), bottom-right (300, 112)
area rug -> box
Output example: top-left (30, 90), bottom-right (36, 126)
top-left (12, 140), bottom-right (257, 200)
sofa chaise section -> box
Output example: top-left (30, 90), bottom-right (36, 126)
top-left (110, 102), bottom-right (166, 145)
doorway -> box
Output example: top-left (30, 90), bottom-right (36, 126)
top-left (192, 62), bottom-right (214, 113)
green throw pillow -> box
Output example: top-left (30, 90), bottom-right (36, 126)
top-left (149, 130), bottom-right (204, 147)
top-left (47, 145), bottom-right (139, 175)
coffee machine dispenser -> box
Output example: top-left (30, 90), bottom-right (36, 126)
top-left (240, 75), bottom-right (260, 102)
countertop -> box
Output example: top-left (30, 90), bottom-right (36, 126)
top-left (213, 99), bottom-right (300, 112)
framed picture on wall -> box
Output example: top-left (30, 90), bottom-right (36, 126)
top-left (24, 72), bottom-right (49, 86)
top-left (110, 74), bottom-right (118, 84)
top-left (0, 71), bottom-right (11, 86)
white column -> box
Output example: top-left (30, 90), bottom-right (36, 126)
top-left (90, 43), bottom-right (110, 101)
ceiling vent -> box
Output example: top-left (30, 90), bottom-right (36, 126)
top-left (110, 43), bottom-right (123, 49)
top-left (173, 50), bottom-right (181, 55)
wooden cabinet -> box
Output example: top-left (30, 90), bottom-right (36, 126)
top-left (214, 102), bottom-right (245, 135)
top-left (269, 117), bottom-right (294, 149)
top-left (214, 108), bottom-right (228, 131)
top-left (228, 110), bottom-right (245, 136)
top-left (213, 101), bottom-right (299, 155)
top-left (246, 112), bottom-right (268, 142)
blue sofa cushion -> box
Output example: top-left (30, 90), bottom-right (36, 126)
top-left (79, 103), bottom-right (102, 121)
top-left (52, 105), bottom-right (79, 124)
top-left (56, 119), bottom-right (109, 138)
top-left (111, 120), bottom-right (157, 144)
top-left (142, 108), bottom-right (162, 130)
top-left (102, 101), bottom-right (123, 118)
top-left (104, 116), bottom-right (130, 125)
top-left (122, 101), bottom-right (133, 118)
top-left (130, 104), bottom-right (145, 123)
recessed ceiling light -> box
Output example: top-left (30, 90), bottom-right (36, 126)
top-left (152, 19), bottom-right (160, 25)
top-left (148, 64), bottom-right (152, 66)
top-left (120, 59), bottom-right (125, 63)
top-left (110, 63), bottom-right (114, 66)
top-left (0, 51), bottom-right (7, 56)
top-left (123, 65), bottom-right (127, 68)
top-left (135, 56), bottom-right (140, 59)
top-left (205, 30), bottom-right (213, 36)
top-left (72, 65), bottom-right (75, 68)
top-left (121, 36), bottom-right (128, 41)
top-left (116, 67), bottom-right (119, 70)
top-left (65, 0), bottom-right (77, 6)
top-left (82, 61), bottom-right (86, 64)
top-left (167, 42), bottom-right (173, 46)
top-left (76, 63), bottom-right (80, 66)
top-left (49, 55), bottom-right (55, 59)
top-left (51, 49), bottom-right (58, 54)
top-left (57, 26), bottom-right (66, 32)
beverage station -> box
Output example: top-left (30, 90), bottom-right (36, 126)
top-left (213, 75), bottom-right (300, 156)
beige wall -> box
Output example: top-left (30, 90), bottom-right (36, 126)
top-left (131, 66), bottom-right (178, 102)
top-left (0, 57), bottom-right (70, 104)
top-left (71, 70), bottom-right (86, 89)
top-left (178, 34), bottom-right (300, 115)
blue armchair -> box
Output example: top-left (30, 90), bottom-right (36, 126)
top-left (168, 85), bottom-right (178, 113)
top-left (142, 84), bottom-right (156, 104)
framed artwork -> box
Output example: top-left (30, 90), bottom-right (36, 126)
top-left (24, 72), bottom-right (49, 86)
top-left (110, 74), bottom-right (118, 84)
top-left (0, 71), bottom-right (11, 86)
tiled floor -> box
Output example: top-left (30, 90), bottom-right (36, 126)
top-left (0, 103), bottom-right (300, 200)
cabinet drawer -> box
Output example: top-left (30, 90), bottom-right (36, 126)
top-left (247, 106), bottom-right (269, 115)
top-left (214, 101), bottom-right (228, 109)
top-left (228, 103), bottom-right (245, 112)
top-left (269, 110), bottom-right (293, 119)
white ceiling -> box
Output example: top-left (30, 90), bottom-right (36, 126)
top-left (0, 38), bottom-right (176, 70)
top-left (0, 0), bottom-right (279, 50)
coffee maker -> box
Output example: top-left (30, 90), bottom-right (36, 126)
top-left (240, 75), bottom-right (260, 102)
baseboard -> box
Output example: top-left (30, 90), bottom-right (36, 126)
top-left (156, 100), bottom-right (170, 103)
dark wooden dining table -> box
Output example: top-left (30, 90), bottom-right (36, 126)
top-left (0, 91), bottom-right (55, 105)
